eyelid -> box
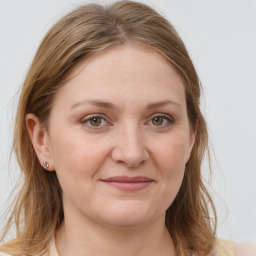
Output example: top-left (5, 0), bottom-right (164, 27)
top-left (146, 113), bottom-right (175, 127)
top-left (80, 113), bottom-right (174, 130)
top-left (149, 113), bottom-right (174, 121)
top-left (81, 114), bottom-right (110, 129)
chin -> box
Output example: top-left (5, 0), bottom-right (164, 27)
top-left (103, 214), bottom-right (152, 229)
top-left (95, 200), bottom-right (160, 228)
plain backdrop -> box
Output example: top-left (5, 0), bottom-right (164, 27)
top-left (0, 0), bottom-right (255, 243)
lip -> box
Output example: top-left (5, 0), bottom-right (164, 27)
top-left (101, 176), bottom-right (153, 191)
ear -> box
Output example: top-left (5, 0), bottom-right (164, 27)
top-left (26, 113), bottom-right (55, 171)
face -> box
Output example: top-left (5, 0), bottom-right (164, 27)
top-left (32, 44), bottom-right (195, 229)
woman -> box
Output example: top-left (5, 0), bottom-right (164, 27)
top-left (0, 1), bottom-right (255, 256)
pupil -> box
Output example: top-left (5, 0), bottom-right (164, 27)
top-left (90, 117), bottom-right (101, 126)
top-left (153, 117), bottom-right (163, 125)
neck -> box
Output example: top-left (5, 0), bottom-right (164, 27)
top-left (55, 211), bottom-right (176, 256)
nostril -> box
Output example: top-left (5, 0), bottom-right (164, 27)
top-left (127, 162), bottom-right (140, 168)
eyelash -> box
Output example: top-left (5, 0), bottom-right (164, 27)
top-left (81, 114), bottom-right (109, 129)
top-left (81, 113), bottom-right (174, 130)
top-left (147, 114), bottom-right (174, 128)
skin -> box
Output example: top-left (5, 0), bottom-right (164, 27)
top-left (26, 44), bottom-right (196, 256)
top-left (26, 44), bottom-right (256, 256)
top-left (235, 243), bottom-right (256, 256)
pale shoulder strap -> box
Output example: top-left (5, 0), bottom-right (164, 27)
top-left (46, 238), bottom-right (59, 256)
top-left (0, 252), bottom-right (12, 256)
top-left (216, 238), bottom-right (235, 256)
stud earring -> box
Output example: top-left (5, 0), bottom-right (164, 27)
top-left (43, 161), bottom-right (49, 168)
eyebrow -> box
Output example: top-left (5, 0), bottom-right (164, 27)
top-left (146, 100), bottom-right (181, 109)
top-left (70, 99), bottom-right (181, 110)
top-left (71, 100), bottom-right (116, 110)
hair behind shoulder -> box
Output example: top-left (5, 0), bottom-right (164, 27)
top-left (0, 1), bottom-right (216, 255)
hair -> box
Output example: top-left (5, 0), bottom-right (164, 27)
top-left (0, 1), bottom-right (217, 255)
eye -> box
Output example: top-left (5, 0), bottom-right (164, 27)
top-left (152, 116), bottom-right (165, 126)
top-left (81, 115), bottom-right (108, 129)
top-left (89, 117), bottom-right (103, 127)
top-left (148, 114), bottom-right (174, 128)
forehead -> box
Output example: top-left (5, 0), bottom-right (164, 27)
top-left (53, 44), bottom-right (186, 110)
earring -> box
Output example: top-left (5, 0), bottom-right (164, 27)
top-left (43, 161), bottom-right (49, 168)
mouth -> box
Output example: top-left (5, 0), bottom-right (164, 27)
top-left (101, 176), bottom-right (154, 191)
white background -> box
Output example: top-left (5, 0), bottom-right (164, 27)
top-left (0, 0), bottom-right (255, 243)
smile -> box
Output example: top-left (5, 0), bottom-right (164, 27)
top-left (101, 176), bottom-right (154, 191)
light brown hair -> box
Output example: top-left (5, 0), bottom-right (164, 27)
top-left (0, 1), bottom-right (216, 255)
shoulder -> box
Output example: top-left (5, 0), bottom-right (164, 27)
top-left (0, 252), bottom-right (11, 256)
top-left (215, 238), bottom-right (234, 256)
top-left (215, 238), bottom-right (256, 256)
top-left (234, 242), bottom-right (256, 256)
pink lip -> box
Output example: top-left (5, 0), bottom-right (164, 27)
top-left (101, 176), bottom-right (153, 191)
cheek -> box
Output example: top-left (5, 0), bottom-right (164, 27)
top-left (49, 129), bottom-right (112, 189)
top-left (154, 132), bottom-right (191, 173)
top-left (152, 132), bottom-right (190, 202)
top-left (49, 132), bottom-right (113, 210)
top-left (51, 127), bottom-right (103, 166)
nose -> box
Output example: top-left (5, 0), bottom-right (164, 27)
top-left (111, 124), bottom-right (149, 168)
